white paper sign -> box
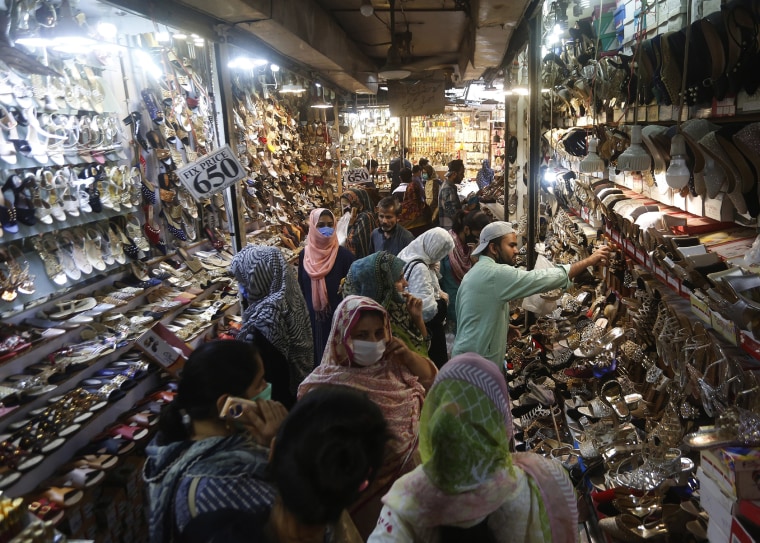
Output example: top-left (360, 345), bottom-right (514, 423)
top-left (343, 167), bottom-right (370, 185)
top-left (176, 144), bottom-right (245, 201)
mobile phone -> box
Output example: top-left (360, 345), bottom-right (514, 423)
top-left (219, 396), bottom-right (259, 420)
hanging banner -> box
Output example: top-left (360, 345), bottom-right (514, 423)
top-left (176, 144), bottom-right (245, 201)
top-left (388, 80), bottom-right (445, 117)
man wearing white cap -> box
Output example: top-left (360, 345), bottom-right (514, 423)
top-left (452, 221), bottom-right (610, 365)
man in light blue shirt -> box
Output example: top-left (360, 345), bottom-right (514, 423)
top-left (452, 222), bottom-right (610, 365)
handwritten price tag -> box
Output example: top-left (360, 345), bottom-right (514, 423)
top-left (176, 145), bottom-right (245, 201)
top-left (343, 168), bottom-right (370, 185)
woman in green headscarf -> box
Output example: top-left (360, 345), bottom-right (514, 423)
top-left (368, 352), bottom-right (579, 543)
top-left (343, 251), bottom-right (429, 356)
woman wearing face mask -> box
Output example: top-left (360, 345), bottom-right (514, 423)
top-left (145, 340), bottom-right (288, 543)
top-left (299, 208), bottom-right (356, 367)
top-left (343, 251), bottom-right (428, 357)
top-left (231, 245), bottom-right (314, 409)
top-left (298, 296), bottom-right (437, 540)
top-left (439, 211), bottom-right (492, 329)
top-left (344, 187), bottom-right (378, 259)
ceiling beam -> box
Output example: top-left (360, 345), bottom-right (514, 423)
top-left (173, 0), bottom-right (380, 94)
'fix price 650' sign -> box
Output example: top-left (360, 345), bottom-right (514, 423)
top-left (176, 145), bottom-right (245, 201)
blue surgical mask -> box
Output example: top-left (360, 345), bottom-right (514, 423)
top-left (422, 173), bottom-right (428, 181)
top-left (317, 226), bottom-right (335, 237)
top-left (251, 382), bottom-right (272, 402)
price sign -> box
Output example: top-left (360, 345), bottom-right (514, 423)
top-left (343, 167), bottom-right (370, 185)
top-left (176, 145), bottom-right (245, 201)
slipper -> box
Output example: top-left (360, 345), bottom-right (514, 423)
top-left (80, 436), bottom-right (135, 456)
top-left (41, 486), bottom-right (83, 507)
top-left (67, 454), bottom-right (119, 471)
top-left (54, 466), bottom-right (105, 489)
top-left (106, 423), bottom-right (149, 442)
top-left (126, 410), bottom-right (159, 428)
top-left (48, 297), bottom-right (97, 320)
top-left (28, 497), bottom-right (65, 523)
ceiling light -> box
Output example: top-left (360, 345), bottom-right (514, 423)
top-left (270, 64), bottom-right (279, 72)
top-left (96, 22), bottom-right (117, 40)
top-left (156, 32), bottom-right (170, 42)
top-left (173, 32), bottom-right (187, 39)
top-left (228, 57), bottom-right (268, 69)
top-left (280, 83), bottom-right (306, 94)
top-left (378, 44), bottom-right (411, 80)
top-left (193, 39), bottom-right (204, 46)
top-left (311, 85), bottom-right (333, 108)
top-left (380, 85), bottom-right (388, 91)
top-left (512, 87), bottom-right (530, 96)
top-left (579, 137), bottom-right (604, 174)
top-left (617, 125), bottom-right (652, 172)
top-left (360, 0), bottom-right (374, 17)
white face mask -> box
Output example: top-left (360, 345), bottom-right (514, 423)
top-left (350, 339), bottom-right (387, 366)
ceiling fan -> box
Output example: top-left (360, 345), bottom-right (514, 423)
top-left (377, 0), bottom-right (460, 83)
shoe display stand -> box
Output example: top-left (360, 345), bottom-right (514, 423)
top-left (339, 107), bottom-right (401, 176)
top-left (0, 255), bottom-right (236, 518)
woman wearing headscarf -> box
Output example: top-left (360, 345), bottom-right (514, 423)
top-left (369, 353), bottom-right (579, 543)
top-left (398, 178), bottom-right (431, 236)
top-left (440, 210), bottom-right (492, 327)
top-left (230, 245), bottom-right (313, 408)
top-left (343, 251), bottom-right (428, 356)
top-left (397, 228), bottom-right (455, 367)
top-left (345, 187), bottom-right (378, 259)
top-left (476, 158), bottom-right (495, 189)
top-left (298, 296), bottom-right (437, 540)
top-left (299, 208), bottom-right (356, 367)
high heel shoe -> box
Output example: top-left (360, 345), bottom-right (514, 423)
top-left (123, 111), bottom-right (149, 151)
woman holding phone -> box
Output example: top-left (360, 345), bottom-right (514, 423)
top-left (144, 340), bottom-right (287, 543)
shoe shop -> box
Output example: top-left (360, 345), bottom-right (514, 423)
top-left (0, 0), bottom-right (759, 542)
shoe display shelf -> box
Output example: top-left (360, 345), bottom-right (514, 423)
top-left (558, 186), bottom-right (760, 366)
top-left (0, 262), bottom-right (234, 498)
top-left (0, 222), bottom-right (144, 320)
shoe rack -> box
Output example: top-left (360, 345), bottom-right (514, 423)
top-left (0, 257), bottom-right (238, 498)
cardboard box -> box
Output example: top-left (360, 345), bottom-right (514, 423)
top-left (707, 517), bottom-right (730, 543)
top-left (704, 194), bottom-right (735, 222)
top-left (135, 322), bottom-right (193, 376)
top-left (701, 449), bottom-right (760, 500)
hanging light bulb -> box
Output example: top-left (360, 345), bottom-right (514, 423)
top-left (617, 125), bottom-right (652, 172)
top-left (665, 134), bottom-right (690, 189)
top-left (579, 136), bottom-right (604, 174)
top-left (360, 0), bottom-right (374, 16)
top-left (544, 158), bottom-right (558, 183)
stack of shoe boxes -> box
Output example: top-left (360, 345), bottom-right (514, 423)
top-left (697, 447), bottom-right (760, 543)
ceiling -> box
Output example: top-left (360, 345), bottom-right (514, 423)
top-left (97, 0), bottom-right (535, 95)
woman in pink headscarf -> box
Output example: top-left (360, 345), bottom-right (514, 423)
top-left (298, 208), bottom-right (356, 367)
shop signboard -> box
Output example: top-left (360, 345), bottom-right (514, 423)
top-left (388, 80), bottom-right (445, 117)
top-left (176, 144), bottom-right (246, 201)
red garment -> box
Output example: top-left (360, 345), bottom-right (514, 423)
top-left (447, 229), bottom-right (472, 284)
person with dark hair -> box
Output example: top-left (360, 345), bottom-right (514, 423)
top-left (388, 148), bottom-right (412, 193)
top-left (179, 387), bottom-right (389, 543)
top-left (372, 195), bottom-right (414, 256)
top-left (398, 177), bottom-right (431, 236)
top-left (230, 245), bottom-right (314, 408)
top-left (344, 251), bottom-right (429, 356)
top-left (270, 386), bottom-right (389, 542)
top-left (398, 228), bottom-right (455, 368)
top-left (368, 353), bottom-right (579, 543)
top-left (452, 222), bottom-right (610, 364)
top-left (344, 187), bottom-right (379, 260)
top-left (439, 210), bottom-right (492, 327)
top-left (366, 159), bottom-right (379, 177)
top-left (418, 157), bottom-right (429, 168)
top-left (410, 165), bottom-right (424, 198)
top-left (423, 164), bottom-right (441, 223)
top-left (298, 296), bottom-right (436, 539)
top-left (145, 340), bottom-right (287, 543)
top-left (299, 208), bottom-right (356, 367)
top-left (438, 159), bottom-right (464, 230)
